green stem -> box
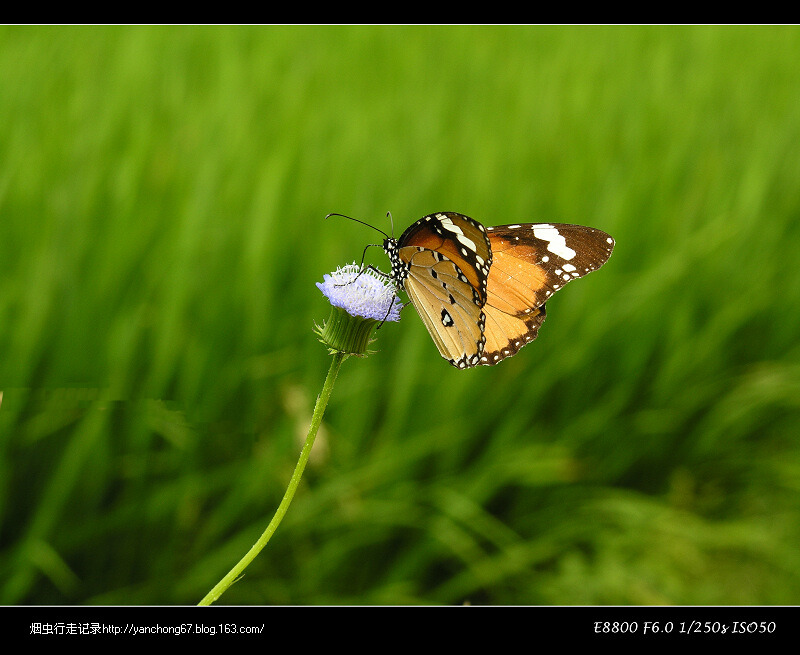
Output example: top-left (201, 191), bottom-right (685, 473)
top-left (198, 352), bottom-right (346, 606)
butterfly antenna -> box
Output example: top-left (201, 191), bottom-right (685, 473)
top-left (386, 211), bottom-right (395, 237)
top-left (325, 213), bottom-right (390, 239)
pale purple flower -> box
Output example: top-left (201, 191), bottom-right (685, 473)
top-left (317, 263), bottom-right (402, 322)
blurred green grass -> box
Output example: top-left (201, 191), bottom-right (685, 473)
top-left (1, 25), bottom-right (800, 605)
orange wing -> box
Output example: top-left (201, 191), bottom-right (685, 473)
top-left (480, 223), bottom-right (614, 366)
top-left (400, 248), bottom-right (487, 368)
top-left (384, 213), bottom-right (613, 369)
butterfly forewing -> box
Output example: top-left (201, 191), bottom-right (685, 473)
top-left (479, 223), bottom-right (614, 366)
top-left (486, 223), bottom-right (614, 309)
top-left (397, 212), bottom-right (492, 304)
top-left (387, 212), bottom-right (492, 368)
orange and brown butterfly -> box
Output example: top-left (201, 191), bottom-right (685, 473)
top-left (328, 211), bottom-right (614, 369)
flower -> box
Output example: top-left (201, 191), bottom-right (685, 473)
top-left (316, 263), bottom-right (402, 323)
top-left (199, 263), bottom-right (403, 605)
top-left (315, 263), bottom-right (402, 356)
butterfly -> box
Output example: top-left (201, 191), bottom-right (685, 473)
top-left (329, 211), bottom-right (615, 368)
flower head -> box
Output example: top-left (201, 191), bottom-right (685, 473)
top-left (315, 263), bottom-right (402, 356)
top-left (316, 263), bottom-right (402, 322)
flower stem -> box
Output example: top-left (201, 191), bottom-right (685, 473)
top-left (198, 351), bottom-right (346, 606)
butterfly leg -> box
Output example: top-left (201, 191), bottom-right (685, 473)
top-left (333, 243), bottom-right (383, 287)
top-left (375, 293), bottom-right (403, 330)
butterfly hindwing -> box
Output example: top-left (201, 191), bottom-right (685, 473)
top-left (402, 249), bottom-right (486, 369)
top-left (481, 303), bottom-right (547, 366)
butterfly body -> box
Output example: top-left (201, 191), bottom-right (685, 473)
top-left (381, 212), bottom-right (614, 369)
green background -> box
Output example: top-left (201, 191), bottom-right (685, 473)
top-left (2, 25), bottom-right (800, 605)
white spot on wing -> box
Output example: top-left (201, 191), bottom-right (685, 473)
top-left (436, 216), bottom-right (478, 252)
top-left (532, 224), bottom-right (576, 260)
top-left (456, 234), bottom-right (477, 251)
top-left (438, 216), bottom-right (464, 235)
